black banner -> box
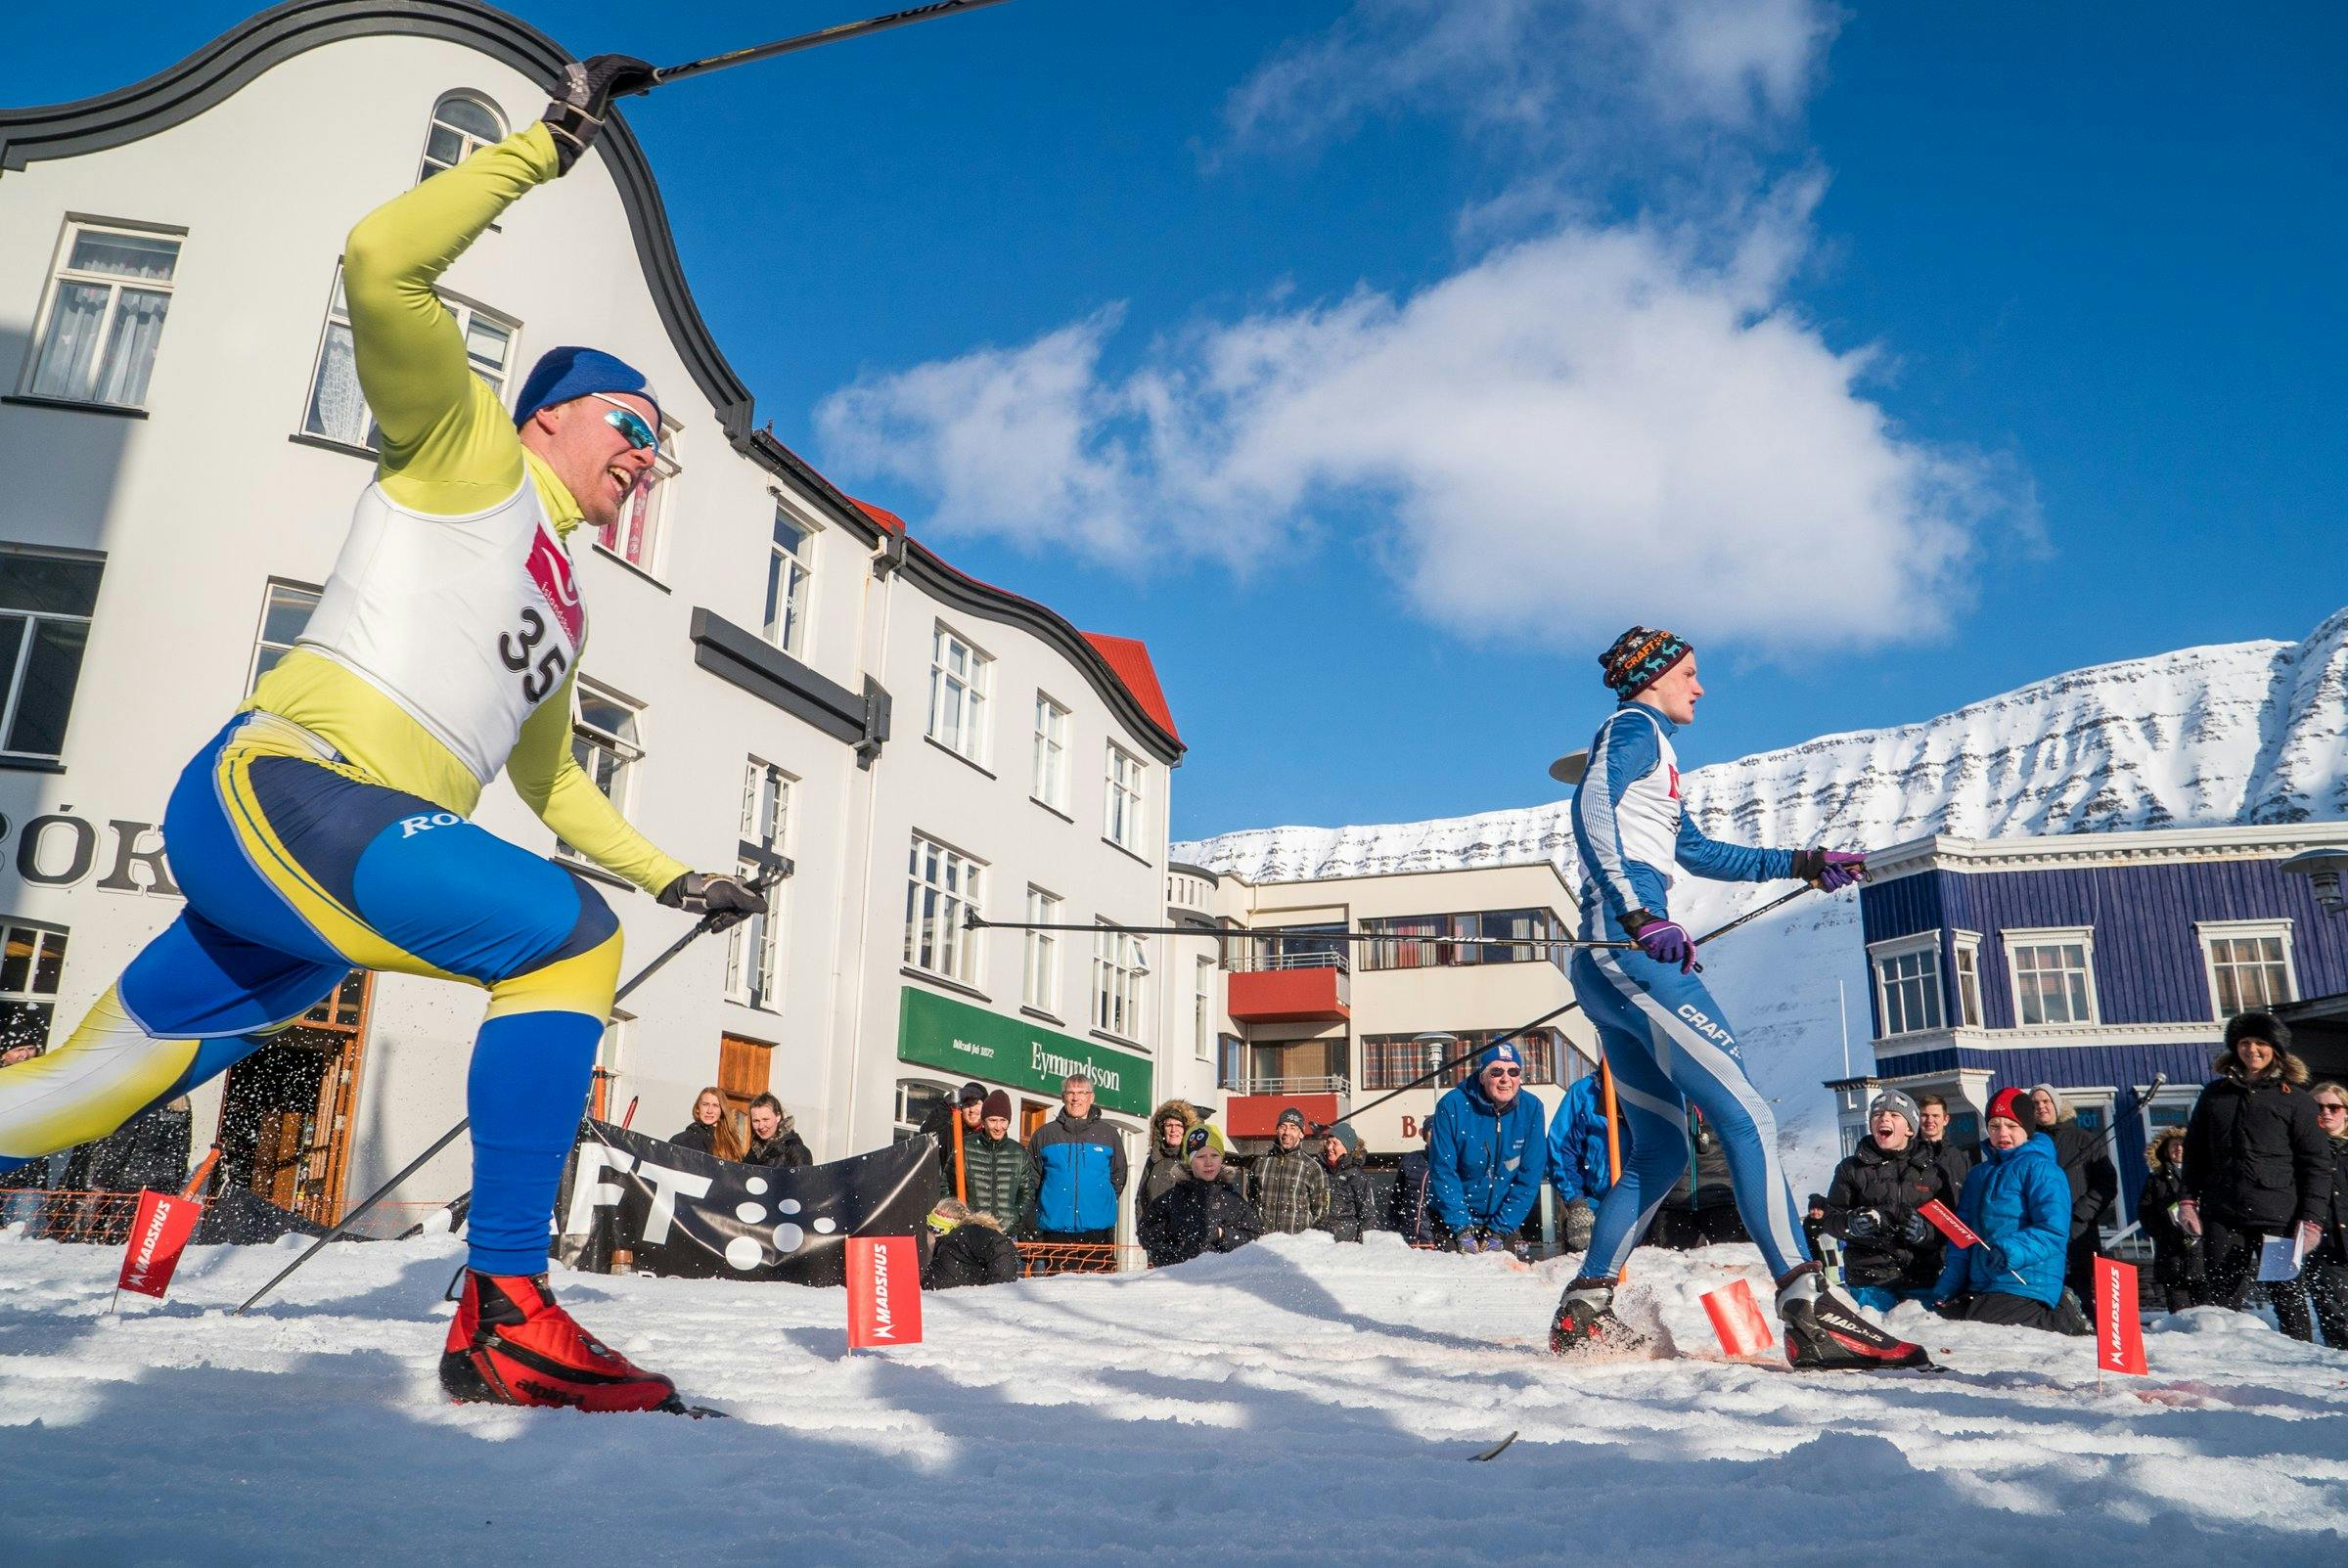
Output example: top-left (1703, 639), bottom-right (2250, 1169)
top-left (555, 1120), bottom-right (941, 1286)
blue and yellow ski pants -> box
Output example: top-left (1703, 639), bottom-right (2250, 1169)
top-left (0, 714), bottom-right (621, 1275)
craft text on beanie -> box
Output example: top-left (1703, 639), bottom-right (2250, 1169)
top-left (1600, 625), bottom-right (1693, 701)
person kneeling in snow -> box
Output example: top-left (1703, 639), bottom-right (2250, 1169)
top-left (1927, 1087), bottom-right (2073, 1332)
top-left (1429, 1042), bottom-right (1546, 1257)
top-left (1807, 1090), bottom-right (1951, 1311)
top-left (1140, 1128), bottom-right (1263, 1267)
top-left (924, 1199), bottom-right (1020, 1289)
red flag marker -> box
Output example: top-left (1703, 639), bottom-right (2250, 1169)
top-left (114, 1188), bottom-right (203, 1304)
top-left (846, 1235), bottom-right (924, 1350)
top-left (2096, 1257), bottom-right (2147, 1375)
top-left (1918, 1198), bottom-right (1981, 1250)
top-left (1700, 1278), bottom-right (1775, 1358)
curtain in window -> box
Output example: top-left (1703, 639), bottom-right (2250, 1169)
top-left (91, 289), bottom-right (171, 405)
top-left (304, 322), bottom-right (370, 445)
top-left (28, 283), bottom-right (108, 400)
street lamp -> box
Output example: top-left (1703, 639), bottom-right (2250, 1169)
top-left (2282, 846), bottom-right (2348, 915)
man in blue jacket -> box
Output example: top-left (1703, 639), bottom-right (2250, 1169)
top-left (1550, 626), bottom-right (1928, 1370)
top-left (1929, 1086), bottom-right (2074, 1332)
top-left (1548, 1070), bottom-right (1619, 1252)
top-left (1029, 1074), bottom-right (1127, 1269)
top-left (1429, 1042), bottom-right (1548, 1254)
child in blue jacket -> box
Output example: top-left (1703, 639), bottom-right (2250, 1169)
top-left (1930, 1087), bottom-right (2073, 1332)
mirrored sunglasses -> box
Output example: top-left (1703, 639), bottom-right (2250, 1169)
top-left (588, 392), bottom-right (660, 457)
top-left (1484, 1066), bottom-right (1523, 1079)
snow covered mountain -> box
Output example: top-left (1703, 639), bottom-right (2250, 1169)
top-left (1176, 607), bottom-right (2348, 1184)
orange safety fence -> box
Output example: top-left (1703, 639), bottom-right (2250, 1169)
top-left (1014, 1240), bottom-right (1147, 1276)
top-left (0, 1190), bottom-right (456, 1246)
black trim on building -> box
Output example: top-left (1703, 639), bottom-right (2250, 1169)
top-left (0, 0), bottom-right (1185, 764)
top-left (690, 607), bottom-right (882, 765)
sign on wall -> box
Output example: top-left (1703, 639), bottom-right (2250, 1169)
top-left (896, 986), bottom-right (1152, 1117)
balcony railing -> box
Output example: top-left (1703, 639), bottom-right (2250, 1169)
top-left (1229, 1073), bottom-right (1351, 1098)
top-left (1227, 947), bottom-right (1350, 974)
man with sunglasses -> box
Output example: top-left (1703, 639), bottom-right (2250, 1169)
top-left (0, 57), bottom-right (759, 1413)
top-left (1426, 1041), bottom-right (1547, 1257)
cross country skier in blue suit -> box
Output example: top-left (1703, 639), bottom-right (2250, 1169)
top-left (1547, 627), bottom-right (1930, 1370)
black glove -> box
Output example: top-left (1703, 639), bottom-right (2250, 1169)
top-left (1845, 1207), bottom-right (1884, 1240)
top-left (658, 871), bottom-right (766, 930)
top-left (1896, 1211), bottom-right (1934, 1248)
top-left (543, 55), bottom-right (658, 174)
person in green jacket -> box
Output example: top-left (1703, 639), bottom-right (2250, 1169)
top-left (963, 1090), bottom-right (1037, 1236)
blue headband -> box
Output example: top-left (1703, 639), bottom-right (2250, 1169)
top-left (513, 345), bottom-right (662, 428)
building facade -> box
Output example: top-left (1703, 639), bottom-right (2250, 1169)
top-left (1829, 824), bottom-right (2348, 1232)
top-left (0, 1), bottom-right (1197, 1227)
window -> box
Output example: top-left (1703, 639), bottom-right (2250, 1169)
top-left (559, 684), bottom-right (642, 860)
top-left (1022, 887), bottom-right (1061, 1013)
top-left (1194, 956), bottom-right (1215, 1061)
top-left (725, 760), bottom-right (791, 1009)
top-left (1357, 1029), bottom-right (1561, 1091)
top-left (1952, 934), bottom-right (1984, 1029)
top-left (246, 581), bottom-right (320, 694)
top-left (904, 833), bottom-right (983, 984)
top-left (1032, 694), bottom-right (1069, 811)
top-left (419, 91), bottom-right (508, 182)
top-left (1217, 1033), bottom-right (1246, 1092)
top-left (1873, 942), bottom-right (1945, 1037)
top-left (2198, 919), bottom-right (2295, 1019)
top-left (595, 419), bottom-right (679, 574)
top-left (2005, 928), bottom-right (2097, 1027)
top-left (893, 1078), bottom-right (952, 1142)
top-left (1359, 909), bottom-right (1568, 970)
top-left (764, 508), bottom-right (815, 655)
top-left (0, 921), bottom-right (68, 1053)
top-left (1091, 922), bottom-right (1146, 1041)
top-left (0, 550), bottom-right (104, 764)
top-left (302, 266), bottom-right (518, 450)
top-left (24, 222), bottom-right (181, 408)
top-left (926, 625), bottom-right (991, 763)
top-left (1105, 743), bottom-right (1147, 854)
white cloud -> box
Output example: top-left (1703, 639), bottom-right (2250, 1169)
top-left (813, 184), bottom-right (2018, 653)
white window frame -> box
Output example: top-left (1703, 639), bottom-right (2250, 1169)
top-left (904, 832), bottom-right (984, 986)
top-left (558, 681), bottom-right (644, 863)
top-left (592, 412), bottom-right (680, 577)
top-left (2195, 918), bottom-right (2296, 1020)
top-left (299, 264), bottom-right (519, 453)
top-left (726, 758), bottom-right (793, 1010)
top-left (1951, 931), bottom-right (1984, 1029)
top-left (1022, 886), bottom-right (1061, 1014)
top-left (926, 624), bottom-right (992, 765)
top-left (763, 504), bottom-right (819, 657)
top-left (0, 918), bottom-right (70, 1054)
top-left (21, 219), bottom-right (184, 409)
top-left (1091, 920), bottom-right (1147, 1043)
top-left (1868, 932), bottom-right (1945, 1038)
top-left (1194, 955), bottom-right (1215, 1061)
top-left (1031, 693), bottom-right (1070, 813)
top-left (418, 90), bottom-right (508, 183)
top-left (0, 546), bottom-right (106, 765)
top-left (246, 579), bottom-right (322, 696)
top-left (2002, 925), bottom-right (2100, 1028)
top-left (1105, 742), bottom-right (1147, 856)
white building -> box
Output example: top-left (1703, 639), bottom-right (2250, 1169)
top-left (0, 0), bottom-right (1198, 1226)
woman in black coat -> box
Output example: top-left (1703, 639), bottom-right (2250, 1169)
top-left (2138, 1127), bottom-right (2203, 1312)
top-left (2303, 1080), bottom-right (2348, 1348)
top-left (1315, 1124), bottom-right (1377, 1243)
top-left (2182, 1010), bottom-right (2333, 1330)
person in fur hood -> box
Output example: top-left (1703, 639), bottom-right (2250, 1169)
top-left (2138, 1127), bottom-right (2204, 1312)
top-left (1138, 1098), bottom-right (1202, 1215)
top-left (924, 1199), bottom-right (1021, 1289)
top-left (2182, 1009), bottom-right (2334, 1326)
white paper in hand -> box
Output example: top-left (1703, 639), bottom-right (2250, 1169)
top-left (2257, 1230), bottom-right (2310, 1283)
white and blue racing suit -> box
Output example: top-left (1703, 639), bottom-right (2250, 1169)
top-left (1570, 702), bottom-right (1811, 1280)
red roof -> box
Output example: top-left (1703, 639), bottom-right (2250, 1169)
top-left (1081, 632), bottom-right (1180, 743)
top-left (844, 497), bottom-right (1180, 750)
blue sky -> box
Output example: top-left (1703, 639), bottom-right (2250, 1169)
top-left (9, 3), bottom-right (2344, 842)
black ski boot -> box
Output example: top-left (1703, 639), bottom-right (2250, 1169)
top-left (1776, 1264), bottom-right (1934, 1371)
top-left (1548, 1277), bottom-right (1653, 1359)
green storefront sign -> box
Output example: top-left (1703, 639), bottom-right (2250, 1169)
top-left (896, 987), bottom-right (1152, 1118)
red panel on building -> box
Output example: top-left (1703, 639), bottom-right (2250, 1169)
top-left (1226, 1094), bottom-right (1341, 1140)
top-left (1228, 967), bottom-right (1349, 1023)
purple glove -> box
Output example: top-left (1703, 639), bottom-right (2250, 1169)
top-left (1792, 848), bottom-right (1867, 892)
top-left (1628, 916), bottom-right (1695, 973)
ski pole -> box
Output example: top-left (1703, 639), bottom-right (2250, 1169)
top-left (634, 0), bottom-right (1017, 92)
top-left (232, 876), bottom-right (776, 1315)
top-left (962, 911), bottom-right (1635, 952)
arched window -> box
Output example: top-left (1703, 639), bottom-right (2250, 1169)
top-left (418, 91), bottom-right (507, 182)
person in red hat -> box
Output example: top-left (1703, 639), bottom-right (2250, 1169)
top-left (1926, 1088), bottom-right (2075, 1331)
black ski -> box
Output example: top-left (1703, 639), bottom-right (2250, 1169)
top-left (1469, 1430), bottom-right (1519, 1461)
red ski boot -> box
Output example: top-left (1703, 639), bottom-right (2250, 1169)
top-left (440, 1271), bottom-right (682, 1412)
top-left (1548, 1277), bottom-right (1654, 1359)
top-left (1776, 1264), bottom-right (1935, 1371)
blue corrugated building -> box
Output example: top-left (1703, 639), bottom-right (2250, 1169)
top-left (1827, 824), bottom-right (2348, 1236)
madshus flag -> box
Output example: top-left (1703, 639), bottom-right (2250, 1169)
top-left (555, 1119), bottom-right (942, 1285)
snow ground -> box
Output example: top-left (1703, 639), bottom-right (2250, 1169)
top-left (4, 1230), bottom-right (2346, 1566)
